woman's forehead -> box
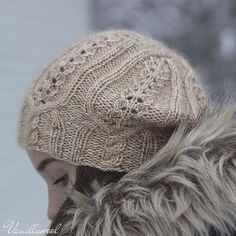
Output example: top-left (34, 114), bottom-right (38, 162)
top-left (26, 149), bottom-right (53, 167)
top-left (26, 149), bottom-right (75, 171)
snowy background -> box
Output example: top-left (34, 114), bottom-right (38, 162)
top-left (1, 0), bottom-right (236, 235)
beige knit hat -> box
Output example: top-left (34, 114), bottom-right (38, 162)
top-left (17, 30), bottom-right (207, 172)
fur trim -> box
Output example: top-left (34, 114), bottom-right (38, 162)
top-left (61, 99), bottom-right (236, 236)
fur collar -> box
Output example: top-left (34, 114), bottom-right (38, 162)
top-left (61, 100), bottom-right (236, 236)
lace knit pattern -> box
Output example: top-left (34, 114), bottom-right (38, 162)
top-left (17, 30), bottom-right (207, 172)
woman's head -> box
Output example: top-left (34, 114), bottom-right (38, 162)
top-left (17, 29), bottom-right (207, 226)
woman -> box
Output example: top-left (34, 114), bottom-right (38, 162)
top-left (17, 30), bottom-right (236, 235)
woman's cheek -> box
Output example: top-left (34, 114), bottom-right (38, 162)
top-left (47, 185), bottom-right (67, 221)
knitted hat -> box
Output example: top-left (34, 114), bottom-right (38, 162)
top-left (17, 30), bottom-right (207, 172)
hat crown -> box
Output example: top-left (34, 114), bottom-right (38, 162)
top-left (17, 30), bottom-right (207, 172)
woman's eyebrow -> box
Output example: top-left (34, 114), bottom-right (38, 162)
top-left (37, 158), bottom-right (58, 171)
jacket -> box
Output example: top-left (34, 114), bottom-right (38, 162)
top-left (60, 100), bottom-right (236, 236)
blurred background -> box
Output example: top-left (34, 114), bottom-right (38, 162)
top-left (1, 0), bottom-right (236, 235)
top-left (92, 0), bottom-right (236, 98)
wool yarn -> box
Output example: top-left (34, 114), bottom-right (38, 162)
top-left (17, 30), bottom-right (207, 172)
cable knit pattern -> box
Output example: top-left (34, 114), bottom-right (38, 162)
top-left (17, 30), bottom-right (207, 172)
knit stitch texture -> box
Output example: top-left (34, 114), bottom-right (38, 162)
top-left (17, 30), bottom-right (207, 172)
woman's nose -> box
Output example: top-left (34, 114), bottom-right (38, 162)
top-left (47, 197), bottom-right (57, 221)
top-left (47, 209), bottom-right (56, 221)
